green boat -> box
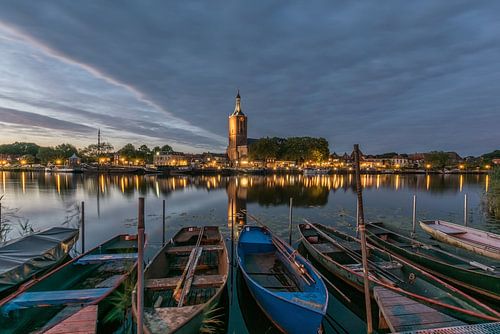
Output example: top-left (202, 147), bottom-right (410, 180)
top-left (0, 234), bottom-right (138, 333)
top-left (0, 227), bottom-right (79, 298)
top-left (132, 226), bottom-right (228, 334)
top-left (365, 222), bottom-right (500, 306)
top-left (298, 223), bottom-right (500, 324)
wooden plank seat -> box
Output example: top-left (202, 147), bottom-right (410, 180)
top-left (165, 244), bottom-right (223, 254)
top-left (145, 274), bottom-right (225, 290)
top-left (2, 288), bottom-right (111, 313)
top-left (75, 253), bottom-right (137, 265)
top-left (373, 286), bottom-right (465, 333)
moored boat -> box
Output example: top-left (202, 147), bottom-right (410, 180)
top-left (420, 220), bottom-right (500, 260)
top-left (365, 222), bottom-right (500, 304)
top-left (0, 227), bottom-right (79, 297)
top-left (238, 225), bottom-right (328, 334)
top-left (0, 234), bottom-right (138, 333)
top-left (298, 223), bottom-right (500, 323)
top-left (132, 226), bottom-right (228, 334)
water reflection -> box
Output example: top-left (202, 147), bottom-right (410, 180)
top-left (0, 172), bottom-right (494, 202)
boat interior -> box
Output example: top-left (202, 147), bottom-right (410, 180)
top-left (0, 235), bottom-right (138, 333)
top-left (144, 226), bottom-right (227, 309)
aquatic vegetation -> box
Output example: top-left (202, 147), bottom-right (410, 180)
top-left (486, 167), bottom-right (500, 219)
top-left (200, 306), bottom-right (225, 334)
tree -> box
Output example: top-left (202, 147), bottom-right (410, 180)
top-left (161, 144), bottom-right (173, 154)
top-left (118, 144), bottom-right (137, 160)
top-left (0, 142), bottom-right (40, 156)
top-left (426, 151), bottom-right (450, 171)
top-left (249, 137), bottom-right (281, 160)
top-left (55, 143), bottom-right (78, 158)
top-left (36, 147), bottom-right (58, 164)
top-left (79, 142), bottom-right (114, 162)
top-left (138, 145), bottom-right (152, 163)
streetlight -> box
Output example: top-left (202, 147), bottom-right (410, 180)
top-left (485, 165), bottom-right (491, 170)
top-left (426, 164), bottom-right (431, 169)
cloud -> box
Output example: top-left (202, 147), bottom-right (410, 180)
top-left (0, 106), bottom-right (92, 132)
top-left (0, 1), bottom-right (499, 155)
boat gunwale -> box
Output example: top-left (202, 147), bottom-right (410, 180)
top-left (365, 223), bottom-right (500, 302)
top-left (297, 223), bottom-right (500, 322)
top-left (366, 223), bottom-right (499, 276)
top-left (0, 234), bottom-right (138, 333)
top-left (0, 234), bottom-right (137, 307)
top-left (237, 225), bottom-right (328, 316)
top-left (132, 225), bottom-right (229, 334)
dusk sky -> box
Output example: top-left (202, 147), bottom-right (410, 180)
top-left (0, 1), bottom-right (499, 155)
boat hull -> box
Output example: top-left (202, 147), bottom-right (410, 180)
top-left (238, 225), bottom-right (327, 334)
top-left (298, 223), bottom-right (500, 323)
top-left (420, 220), bottom-right (500, 260)
top-left (365, 225), bottom-right (500, 304)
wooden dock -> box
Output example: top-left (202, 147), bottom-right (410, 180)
top-left (44, 305), bottom-right (98, 334)
top-left (396, 322), bottom-right (500, 333)
top-left (373, 286), bottom-right (465, 333)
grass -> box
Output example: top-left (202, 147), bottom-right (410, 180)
top-left (200, 305), bottom-right (225, 334)
top-left (486, 167), bottom-right (500, 219)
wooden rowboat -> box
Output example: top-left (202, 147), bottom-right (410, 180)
top-left (132, 226), bottom-right (228, 334)
top-left (0, 234), bottom-right (138, 333)
top-left (365, 222), bottom-right (500, 305)
top-left (0, 227), bottom-right (79, 298)
top-left (420, 220), bottom-right (500, 260)
top-left (298, 223), bottom-right (500, 324)
top-left (238, 225), bottom-right (328, 334)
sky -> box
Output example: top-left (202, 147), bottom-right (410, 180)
top-left (0, 1), bottom-right (499, 156)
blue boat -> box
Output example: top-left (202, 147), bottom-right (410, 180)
top-left (237, 225), bottom-right (328, 334)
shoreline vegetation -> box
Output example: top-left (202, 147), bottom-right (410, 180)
top-left (486, 167), bottom-right (500, 219)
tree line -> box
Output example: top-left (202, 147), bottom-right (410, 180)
top-left (249, 137), bottom-right (330, 162)
top-left (0, 142), bottom-right (173, 164)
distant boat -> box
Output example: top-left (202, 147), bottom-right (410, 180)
top-left (298, 223), bottom-right (500, 323)
top-left (0, 234), bottom-right (138, 333)
top-left (365, 222), bottom-right (500, 305)
top-left (420, 220), bottom-right (500, 260)
top-left (45, 166), bottom-right (78, 173)
top-left (0, 227), bottom-right (79, 298)
top-left (238, 225), bottom-right (328, 334)
top-left (303, 168), bottom-right (330, 175)
top-left (132, 226), bottom-right (228, 334)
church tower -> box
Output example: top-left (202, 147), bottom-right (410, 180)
top-left (227, 90), bottom-right (248, 164)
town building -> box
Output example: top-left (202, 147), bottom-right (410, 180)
top-left (227, 90), bottom-right (248, 166)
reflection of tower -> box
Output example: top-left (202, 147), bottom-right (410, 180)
top-left (227, 90), bottom-right (248, 165)
top-left (227, 177), bottom-right (247, 228)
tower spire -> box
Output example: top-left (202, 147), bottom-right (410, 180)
top-left (232, 89), bottom-right (244, 115)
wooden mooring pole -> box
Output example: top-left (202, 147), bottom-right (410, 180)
top-left (81, 201), bottom-right (85, 253)
top-left (412, 195), bottom-right (417, 238)
top-left (464, 193), bottom-right (468, 227)
top-left (162, 199), bottom-right (166, 246)
top-left (137, 197), bottom-right (145, 334)
top-left (288, 197), bottom-right (293, 245)
top-left (353, 144), bottom-right (373, 334)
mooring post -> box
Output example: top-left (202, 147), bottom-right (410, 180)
top-left (464, 193), bottom-right (468, 226)
top-left (356, 197), bottom-right (360, 238)
top-left (162, 199), bottom-right (166, 246)
top-left (137, 197), bottom-right (145, 334)
top-left (81, 201), bottom-right (85, 253)
top-left (230, 203), bottom-right (235, 305)
top-left (353, 144), bottom-right (373, 334)
top-left (412, 195), bottom-right (417, 237)
top-left (288, 197), bottom-right (293, 245)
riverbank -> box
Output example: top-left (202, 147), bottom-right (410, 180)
top-left (1, 165), bottom-right (493, 175)
top-left (486, 168), bottom-right (500, 219)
